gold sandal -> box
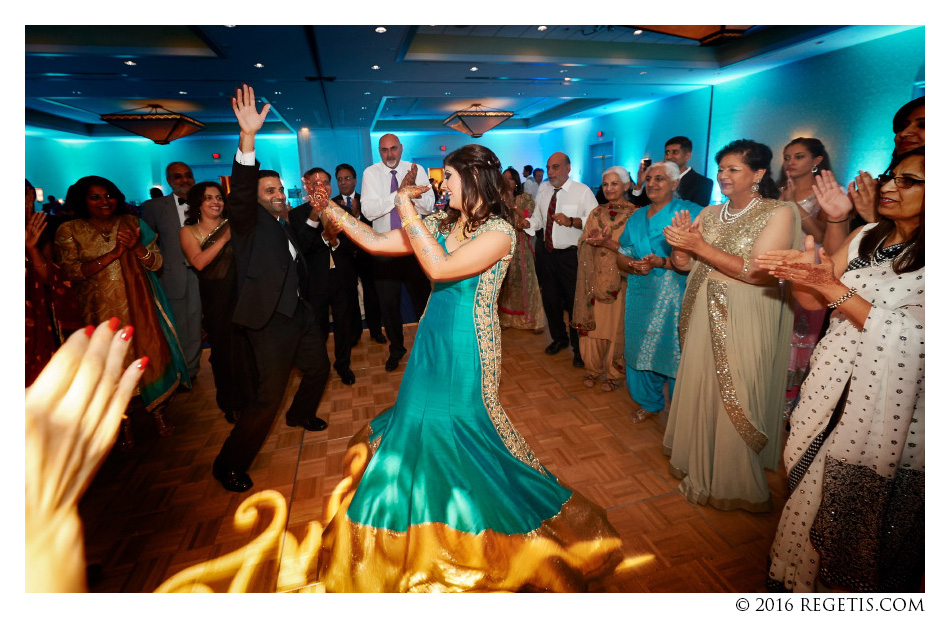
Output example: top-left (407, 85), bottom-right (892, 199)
top-left (601, 378), bottom-right (619, 392)
top-left (583, 375), bottom-right (597, 388)
top-left (630, 408), bottom-right (652, 424)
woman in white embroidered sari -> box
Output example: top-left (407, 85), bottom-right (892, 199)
top-left (757, 146), bottom-right (924, 592)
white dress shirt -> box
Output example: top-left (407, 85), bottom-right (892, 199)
top-left (526, 178), bottom-right (598, 249)
top-left (523, 178), bottom-right (539, 199)
top-left (359, 160), bottom-right (436, 233)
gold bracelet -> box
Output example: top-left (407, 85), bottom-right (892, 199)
top-left (401, 214), bottom-right (422, 228)
top-left (827, 286), bottom-right (857, 309)
top-left (137, 248), bottom-right (152, 261)
top-left (338, 211), bottom-right (353, 225)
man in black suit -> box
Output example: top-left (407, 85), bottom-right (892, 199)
top-left (290, 167), bottom-right (359, 385)
top-left (212, 85), bottom-right (330, 493)
top-left (332, 163), bottom-right (386, 348)
top-left (633, 136), bottom-right (713, 208)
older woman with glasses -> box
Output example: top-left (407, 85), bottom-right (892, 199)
top-left (616, 161), bottom-right (703, 421)
top-left (759, 147), bottom-right (924, 592)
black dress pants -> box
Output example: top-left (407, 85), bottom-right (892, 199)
top-left (534, 232), bottom-right (580, 353)
top-left (373, 255), bottom-right (431, 355)
top-left (351, 249), bottom-right (383, 342)
top-left (214, 300), bottom-right (330, 473)
top-left (313, 269), bottom-right (357, 373)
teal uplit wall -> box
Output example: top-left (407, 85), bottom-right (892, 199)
top-left (706, 26), bottom-right (924, 203)
top-left (25, 129), bottom-right (299, 205)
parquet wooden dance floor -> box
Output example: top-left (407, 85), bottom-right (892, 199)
top-left (78, 324), bottom-right (787, 593)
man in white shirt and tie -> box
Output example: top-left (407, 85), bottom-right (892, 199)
top-left (525, 152), bottom-right (598, 367)
top-left (359, 133), bottom-right (435, 371)
top-left (141, 162), bottom-right (202, 385)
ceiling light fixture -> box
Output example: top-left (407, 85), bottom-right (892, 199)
top-left (375, 27), bottom-right (387, 33)
top-left (100, 103), bottom-right (204, 145)
top-left (634, 29), bottom-right (643, 35)
top-left (364, 91), bottom-right (371, 95)
top-left (254, 63), bottom-right (264, 68)
top-left (124, 60), bottom-right (137, 66)
top-left (371, 65), bottom-right (380, 70)
top-left (537, 26), bottom-right (547, 31)
top-left (179, 91), bottom-right (188, 95)
top-left (469, 66), bottom-right (478, 72)
top-left (443, 103), bottom-right (513, 138)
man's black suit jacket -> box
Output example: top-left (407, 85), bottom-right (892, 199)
top-left (633, 168), bottom-right (714, 208)
top-left (228, 158), bottom-right (306, 330)
top-left (288, 200), bottom-right (357, 299)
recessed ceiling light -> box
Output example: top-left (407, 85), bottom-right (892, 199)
top-left (124, 60), bottom-right (136, 66)
top-left (639, 71), bottom-right (647, 75)
top-left (179, 91), bottom-right (188, 95)
top-left (469, 66), bottom-right (478, 71)
top-left (375, 27), bottom-right (387, 33)
top-left (364, 91), bottom-right (371, 95)
top-left (537, 26), bottom-right (547, 31)
top-left (361, 106), bottom-right (367, 110)
top-left (444, 91), bottom-right (451, 95)
top-left (274, 91), bottom-right (281, 95)
top-left (287, 107), bottom-right (293, 110)
top-left (225, 25), bottom-right (236, 28)
top-left (634, 29), bottom-right (643, 35)
top-left (371, 65), bottom-right (380, 70)
top-left (559, 69), bottom-right (567, 73)
top-left (254, 63), bottom-right (264, 68)
top-left (296, 118), bottom-right (301, 121)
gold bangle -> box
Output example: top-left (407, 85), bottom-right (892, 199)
top-left (137, 248), bottom-right (152, 261)
top-left (401, 214), bottom-right (422, 228)
top-left (338, 211), bottom-right (353, 225)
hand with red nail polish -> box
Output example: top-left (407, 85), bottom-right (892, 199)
top-left (25, 320), bottom-right (146, 592)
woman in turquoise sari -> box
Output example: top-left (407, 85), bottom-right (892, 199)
top-left (55, 176), bottom-right (189, 448)
top-left (617, 161), bottom-right (703, 423)
top-left (306, 144), bottom-right (622, 591)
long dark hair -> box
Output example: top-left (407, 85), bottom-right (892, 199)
top-left (503, 167), bottom-right (524, 197)
top-left (439, 144), bottom-right (517, 236)
top-left (65, 176), bottom-right (130, 219)
top-left (777, 137), bottom-right (832, 191)
top-left (715, 139), bottom-right (780, 199)
top-left (858, 147), bottom-right (923, 274)
top-left (184, 181), bottom-right (229, 225)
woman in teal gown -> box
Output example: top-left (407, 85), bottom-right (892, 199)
top-left (617, 162), bottom-right (703, 423)
top-left (306, 144), bottom-right (622, 592)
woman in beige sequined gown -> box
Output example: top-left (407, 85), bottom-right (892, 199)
top-left (662, 140), bottom-right (799, 512)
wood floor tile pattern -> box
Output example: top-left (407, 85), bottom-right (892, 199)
top-left (78, 325), bottom-right (788, 593)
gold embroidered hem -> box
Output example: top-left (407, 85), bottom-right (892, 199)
top-left (668, 461), bottom-right (772, 513)
top-left (317, 429), bottom-right (623, 592)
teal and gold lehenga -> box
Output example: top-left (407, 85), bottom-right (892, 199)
top-left (317, 212), bottom-right (622, 592)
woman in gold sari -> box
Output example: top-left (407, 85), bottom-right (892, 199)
top-left (498, 167), bottom-right (546, 332)
top-left (571, 166), bottom-right (635, 391)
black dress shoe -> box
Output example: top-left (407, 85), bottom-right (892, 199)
top-left (385, 350), bottom-right (405, 372)
top-left (372, 332), bottom-right (388, 344)
top-left (544, 339), bottom-right (569, 355)
top-left (286, 415), bottom-right (329, 431)
top-left (338, 368), bottom-right (356, 385)
top-left (573, 352), bottom-right (585, 368)
top-left (212, 467), bottom-right (254, 493)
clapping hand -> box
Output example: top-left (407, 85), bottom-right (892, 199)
top-left (756, 235), bottom-right (837, 290)
top-left (26, 319), bottom-right (146, 591)
top-left (231, 84), bottom-right (270, 135)
top-left (26, 211), bottom-right (47, 249)
top-left (399, 163), bottom-right (420, 190)
top-left (663, 210), bottom-right (703, 252)
top-left (813, 170), bottom-right (853, 222)
top-left (585, 225), bottom-right (612, 248)
top-left (847, 170), bottom-right (879, 222)
top-left (397, 183), bottom-right (431, 202)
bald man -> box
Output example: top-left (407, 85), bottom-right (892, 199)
top-left (359, 133), bottom-right (435, 371)
top-left (525, 152), bottom-right (598, 367)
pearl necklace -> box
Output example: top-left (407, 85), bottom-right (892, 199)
top-left (719, 197), bottom-right (760, 224)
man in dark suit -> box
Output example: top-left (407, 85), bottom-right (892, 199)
top-left (289, 167), bottom-right (359, 385)
top-left (141, 161), bottom-right (202, 383)
top-left (633, 136), bottom-right (713, 208)
top-left (212, 84), bottom-right (330, 493)
top-left (332, 163), bottom-right (386, 347)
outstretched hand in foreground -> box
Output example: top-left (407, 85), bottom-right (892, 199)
top-left (26, 319), bottom-right (147, 592)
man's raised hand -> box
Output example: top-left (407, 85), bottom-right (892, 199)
top-left (232, 84), bottom-right (270, 135)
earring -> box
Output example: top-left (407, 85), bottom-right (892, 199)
top-left (812, 165), bottom-right (819, 174)
top-left (751, 181), bottom-right (760, 195)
